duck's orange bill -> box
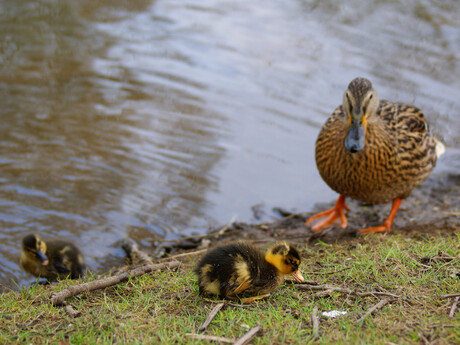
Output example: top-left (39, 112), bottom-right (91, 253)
top-left (291, 270), bottom-right (305, 283)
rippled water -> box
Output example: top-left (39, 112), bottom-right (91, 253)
top-left (1, 0), bottom-right (459, 289)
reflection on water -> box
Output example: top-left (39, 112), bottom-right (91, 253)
top-left (0, 0), bottom-right (458, 289)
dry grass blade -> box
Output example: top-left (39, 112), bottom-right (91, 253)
top-left (311, 306), bottom-right (319, 340)
top-left (440, 293), bottom-right (460, 299)
top-left (51, 261), bottom-right (180, 306)
top-left (296, 284), bottom-right (401, 299)
top-left (449, 296), bottom-right (460, 318)
top-left (233, 324), bottom-right (261, 345)
top-left (199, 302), bottom-right (225, 332)
top-left (356, 299), bottom-right (389, 323)
top-left (186, 333), bottom-right (236, 343)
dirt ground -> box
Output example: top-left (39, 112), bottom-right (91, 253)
top-left (160, 172), bottom-right (460, 252)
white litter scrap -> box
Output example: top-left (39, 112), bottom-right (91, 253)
top-left (322, 310), bottom-right (348, 318)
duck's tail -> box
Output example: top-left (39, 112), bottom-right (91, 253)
top-left (435, 140), bottom-right (446, 158)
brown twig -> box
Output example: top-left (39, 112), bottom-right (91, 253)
top-left (296, 284), bottom-right (401, 299)
top-left (356, 299), bottom-right (389, 323)
top-left (311, 306), bottom-right (319, 340)
top-left (186, 333), bottom-right (235, 343)
top-left (233, 324), bottom-right (261, 345)
top-left (449, 296), bottom-right (460, 318)
top-left (121, 239), bottom-right (154, 266)
top-left (51, 261), bottom-right (180, 306)
top-left (199, 302), bottom-right (224, 332)
top-left (440, 293), bottom-right (460, 299)
top-left (218, 214), bottom-right (238, 235)
top-left (65, 305), bottom-right (81, 318)
top-left (159, 249), bottom-right (208, 262)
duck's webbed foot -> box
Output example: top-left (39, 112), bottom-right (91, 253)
top-left (305, 195), bottom-right (349, 232)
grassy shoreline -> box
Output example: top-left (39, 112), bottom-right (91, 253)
top-left (1, 232), bottom-right (459, 344)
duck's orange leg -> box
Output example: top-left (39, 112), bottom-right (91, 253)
top-left (359, 198), bottom-right (402, 235)
top-left (305, 195), bottom-right (349, 232)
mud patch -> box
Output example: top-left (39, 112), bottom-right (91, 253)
top-left (161, 173), bottom-right (460, 252)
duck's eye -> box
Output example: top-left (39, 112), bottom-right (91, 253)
top-left (346, 94), bottom-right (353, 113)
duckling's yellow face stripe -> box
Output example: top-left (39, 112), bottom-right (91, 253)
top-left (39, 240), bottom-right (46, 254)
top-left (266, 253), bottom-right (300, 275)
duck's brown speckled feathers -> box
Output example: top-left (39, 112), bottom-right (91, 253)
top-left (316, 101), bottom-right (438, 204)
top-left (307, 77), bottom-right (444, 234)
top-left (195, 242), bottom-right (304, 301)
top-left (20, 234), bottom-right (85, 282)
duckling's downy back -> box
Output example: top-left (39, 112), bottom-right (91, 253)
top-left (20, 234), bottom-right (85, 282)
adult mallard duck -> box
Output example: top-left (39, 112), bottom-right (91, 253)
top-left (306, 77), bottom-right (444, 234)
top-left (195, 242), bottom-right (304, 303)
top-left (20, 234), bottom-right (85, 281)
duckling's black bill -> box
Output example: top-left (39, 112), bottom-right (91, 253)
top-left (35, 250), bottom-right (49, 266)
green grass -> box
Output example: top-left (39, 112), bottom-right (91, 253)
top-left (0, 233), bottom-right (458, 344)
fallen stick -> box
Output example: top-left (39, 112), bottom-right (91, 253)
top-left (449, 296), bottom-right (460, 318)
top-left (440, 293), bottom-right (460, 299)
top-left (186, 333), bottom-right (235, 343)
top-left (356, 299), bottom-right (389, 323)
top-left (218, 214), bottom-right (238, 236)
top-left (51, 261), bottom-right (180, 306)
top-left (296, 284), bottom-right (401, 299)
top-left (65, 305), bottom-right (81, 318)
top-left (121, 239), bottom-right (154, 266)
top-left (159, 249), bottom-right (208, 262)
top-left (199, 302), bottom-right (225, 332)
top-left (233, 324), bottom-right (261, 345)
top-left (311, 306), bottom-right (319, 340)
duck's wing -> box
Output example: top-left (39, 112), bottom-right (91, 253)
top-left (233, 279), bottom-right (252, 294)
top-left (53, 261), bottom-right (71, 275)
top-left (379, 101), bottom-right (429, 134)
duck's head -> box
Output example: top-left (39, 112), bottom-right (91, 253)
top-left (265, 242), bottom-right (305, 283)
top-left (22, 234), bottom-right (49, 266)
top-left (342, 77), bottom-right (380, 153)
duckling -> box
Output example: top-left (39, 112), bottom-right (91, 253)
top-left (306, 77), bottom-right (444, 234)
top-left (20, 234), bottom-right (85, 282)
top-left (195, 242), bottom-right (304, 303)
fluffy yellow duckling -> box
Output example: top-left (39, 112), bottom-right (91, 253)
top-left (20, 234), bottom-right (85, 282)
top-left (195, 242), bottom-right (305, 303)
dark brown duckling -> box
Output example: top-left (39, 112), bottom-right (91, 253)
top-left (306, 77), bottom-right (444, 234)
top-left (195, 242), bottom-right (305, 303)
top-left (20, 234), bottom-right (85, 282)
